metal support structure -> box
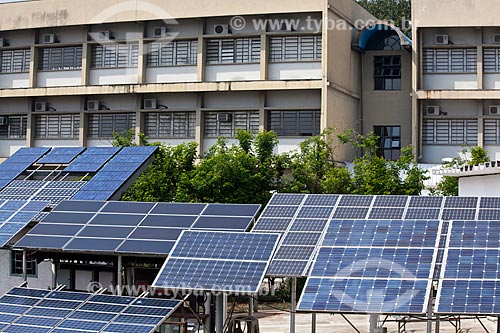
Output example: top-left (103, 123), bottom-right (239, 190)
top-left (496, 316), bottom-right (500, 333)
top-left (215, 294), bottom-right (227, 333)
top-left (427, 292), bottom-right (433, 333)
top-left (22, 250), bottom-right (27, 284)
top-left (311, 313), bottom-right (317, 333)
top-left (369, 314), bottom-right (379, 333)
top-left (249, 295), bottom-right (254, 317)
top-left (436, 314), bottom-right (440, 333)
top-left (340, 314), bottom-right (361, 333)
top-left (116, 255), bottom-right (122, 296)
top-left (290, 278), bottom-right (297, 333)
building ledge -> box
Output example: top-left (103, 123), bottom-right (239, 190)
top-left (416, 90), bottom-right (500, 100)
top-left (0, 80), bottom-right (324, 98)
top-left (433, 162), bottom-right (500, 177)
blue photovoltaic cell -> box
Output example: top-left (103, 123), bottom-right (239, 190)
top-left (444, 196), bottom-right (478, 208)
top-left (298, 278), bottom-right (430, 314)
top-left (153, 231), bottom-right (279, 293)
top-left (324, 220), bottom-right (440, 248)
top-left (72, 146), bottom-right (158, 201)
top-left (404, 208), bottom-right (441, 220)
top-left (443, 248), bottom-right (500, 279)
top-left (266, 194), bottom-right (306, 206)
top-left (332, 207), bottom-right (369, 219)
top-left (441, 209), bottom-right (476, 221)
top-left (0, 148), bottom-right (50, 191)
top-left (437, 280), bottom-right (500, 314)
top-left (478, 209), bottom-right (500, 220)
top-left (296, 206), bottom-right (334, 219)
top-left (448, 221), bottom-right (500, 248)
top-left (368, 208), bottom-right (405, 219)
top-left (0, 200), bottom-right (49, 247)
top-left (338, 195), bottom-right (373, 207)
top-left (202, 204), bottom-right (260, 217)
top-left (273, 246), bottom-right (315, 260)
top-left (64, 147), bottom-right (120, 173)
top-left (289, 219), bottom-right (329, 232)
top-left (252, 218), bottom-right (291, 232)
top-left (373, 196), bottom-right (408, 207)
top-left (480, 197), bottom-right (500, 209)
top-left (261, 206), bottom-right (299, 218)
top-left (408, 196), bottom-right (443, 208)
top-left (303, 195), bottom-right (339, 207)
top-left (267, 261), bottom-right (310, 277)
top-left (282, 232), bottom-right (322, 246)
top-left (37, 147), bottom-right (85, 164)
top-left (192, 216), bottom-right (253, 230)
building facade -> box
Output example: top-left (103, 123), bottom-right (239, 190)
top-left (0, 0), bottom-right (378, 161)
top-left (413, 0), bottom-right (500, 163)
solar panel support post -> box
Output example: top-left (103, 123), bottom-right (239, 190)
top-left (311, 313), bottom-right (317, 333)
top-left (117, 255), bottom-right (123, 296)
top-left (369, 314), bottom-right (379, 333)
top-left (436, 314), bottom-right (440, 333)
top-left (215, 293), bottom-right (227, 333)
top-left (497, 317), bottom-right (500, 333)
top-left (22, 249), bottom-right (27, 284)
top-left (249, 295), bottom-right (254, 317)
top-left (290, 277), bottom-right (296, 333)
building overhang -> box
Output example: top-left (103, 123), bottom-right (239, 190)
top-left (353, 21), bottom-right (412, 51)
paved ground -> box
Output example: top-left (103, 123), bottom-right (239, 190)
top-left (255, 311), bottom-right (497, 333)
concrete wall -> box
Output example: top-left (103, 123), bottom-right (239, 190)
top-left (90, 68), bottom-right (138, 86)
top-left (0, 73), bottom-right (30, 89)
top-left (459, 174), bottom-right (500, 196)
top-left (268, 63), bottom-right (322, 81)
top-left (145, 67), bottom-right (198, 84)
top-left (423, 74), bottom-right (478, 90)
top-left (362, 49), bottom-right (412, 149)
top-left (0, 140), bottom-right (26, 157)
top-left (37, 71), bottom-right (82, 88)
top-left (0, 250), bottom-right (54, 296)
top-left (205, 64), bottom-right (260, 82)
top-left (421, 145), bottom-right (467, 164)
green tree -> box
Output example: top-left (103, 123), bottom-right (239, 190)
top-left (356, 0), bottom-right (411, 35)
top-left (176, 130), bottom-right (281, 205)
top-left (433, 146), bottom-right (490, 196)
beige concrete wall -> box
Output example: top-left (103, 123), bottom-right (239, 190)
top-left (413, 0), bottom-right (500, 28)
top-left (362, 50), bottom-right (412, 149)
top-left (0, 0), bottom-right (324, 31)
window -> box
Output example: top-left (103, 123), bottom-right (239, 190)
top-left (377, 35), bottom-right (402, 51)
top-left (0, 115), bottom-right (27, 139)
top-left (147, 40), bottom-right (198, 66)
top-left (484, 119), bottom-right (500, 144)
top-left (35, 114), bottom-right (80, 138)
top-left (269, 35), bottom-right (322, 62)
top-left (484, 48), bottom-right (500, 73)
top-left (144, 112), bottom-right (196, 138)
top-left (374, 126), bottom-right (401, 160)
top-left (0, 49), bottom-right (31, 73)
top-left (91, 44), bottom-right (139, 68)
top-left (88, 113), bottom-right (136, 138)
top-left (267, 110), bottom-right (321, 136)
top-left (39, 46), bottom-right (83, 71)
top-left (204, 111), bottom-right (259, 137)
top-left (11, 250), bottom-right (37, 277)
top-left (423, 48), bottom-right (477, 73)
top-left (422, 119), bottom-right (478, 145)
top-left (206, 38), bottom-right (260, 64)
top-left (374, 55), bottom-right (401, 90)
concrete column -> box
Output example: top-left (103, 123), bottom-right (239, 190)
top-left (26, 111), bottom-right (35, 148)
top-left (195, 93), bottom-right (204, 156)
top-left (137, 23), bottom-right (146, 84)
top-left (312, 313), bottom-right (317, 333)
top-left (28, 33), bottom-right (38, 89)
top-left (478, 100), bottom-right (484, 148)
top-left (81, 26), bottom-right (91, 86)
top-left (117, 255), bottom-right (123, 296)
top-left (477, 28), bottom-right (483, 90)
top-left (260, 33), bottom-right (268, 80)
top-left (135, 95), bottom-right (143, 145)
top-left (197, 19), bottom-right (206, 82)
top-left (369, 314), bottom-right (379, 333)
top-left (259, 91), bottom-right (266, 132)
top-left (79, 97), bottom-right (87, 147)
top-left (22, 250), bottom-right (27, 284)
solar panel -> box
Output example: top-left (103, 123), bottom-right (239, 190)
top-left (64, 147), bottom-right (120, 172)
top-left (0, 200), bottom-right (49, 248)
top-left (338, 195), bottom-right (373, 207)
top-left (408, 196), bottom-right (443, 208)
top-left (0, 148), bottom-right (50, 191)
top-left (0, 287), bottom-right (183, 333)
top-left (404, 208), bottom-right (441, 220)
top-left (332, 207), bottom-right (369, 219)
top-left (153, 230), bottom-right (279, 293)
top-left (267, 193), bottom-right (306, 206)
top-left (72, 146), bottom-right (158, 201)
top-left (480, 197), bottom-right (500, 209)
top-left (16, 200), bottom-right (260, 256)
top-left (297, 219), bottom-right (440, 314)
top-left (441, 209), bottom-right (476, 220)
top-left (37, 147), bottom-right (85, 164)
top-left (368, 208), bottom-right (405, 219)
top-left (373, 196), bottom-right (408, 207)
top-left (444, 196), bottom-right (478, 208)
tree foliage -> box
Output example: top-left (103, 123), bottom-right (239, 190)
top-left (356, 0), bottom-right (411, 35)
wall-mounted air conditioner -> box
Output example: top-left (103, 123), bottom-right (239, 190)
top-left (494, 35), bottom-right (500, 44)
top-left (426, 106), bottom-right (440, 116)
top-left (489, 105), bottom-right (500, 115)
top-left (42, 34), bottom-right (56, 44)
top-left (217, 113), bottom-right (232, 122)
top-left (87, 100), bottom-right (100, 111)
top-left (214, 24), bottom-right (230, 35)
top-left (435, 35), bottom-right (449, 45)
top-left (34, 101), bottom-right (47, 112)
top-left (144, 99), bottom-right (158, 110)
top-left (0, 116), bottom-right (8, 126)
top-left (153, 27), bottom-right (168, 38)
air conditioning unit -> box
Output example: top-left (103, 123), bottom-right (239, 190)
top-left (217, 113), bottom-right (232, 122)
top-left (34, 101), bottom-right (47, 112)
top-left (0, 116), bottom-right (8, 126)
top-left (426, 106), bottom-right (440, 116)
top-left (153, 27), bottom-right (168, 38)
top-left (489, 105), bottom-right (500, 115)
top-left (435, 34), bottom-right (449, 45)
top-left (494, 35), bottom-right (500, 44)
top-left (42, 34), bottom-right (56, 44)
top-left (97, 31), bottom-right (113, 41)
top-left (144, 99), bottom-right (158, 110)
top-left (87, 100), bottom-right (100, 111)
top-left (214, 24), bottom-right (230, 35)
top-left (0, 38), bottom-right (8, 47)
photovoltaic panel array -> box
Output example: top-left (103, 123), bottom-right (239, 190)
top-left (64, 147), bottom-right (120, 173)
top-left (153, 230), bottom-right (280, 293)
top-left (0, 148), bottom-right (50, 191)
top-left (37, 147), bottom-right (86, 164)
top-left (436, 220), bottom-right (500, 314)
top-left (297, 219), bottom-right (441, 314)
top-left (0, 200), bottom-right (49, 248)
top-left (0, 287), bottom-right (182, 333)
top-left (72, 146), bottom-right (158, 201)
top-left (0, 180), bottom-right (86, 206)
top-left (15, 200), bottom-right (260, 256)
